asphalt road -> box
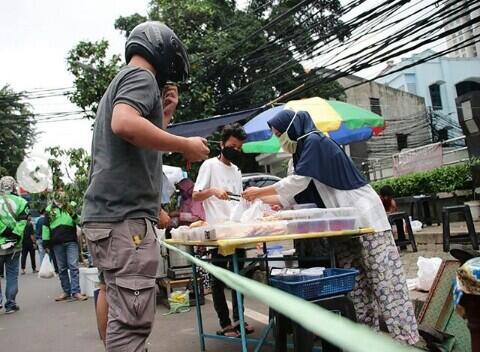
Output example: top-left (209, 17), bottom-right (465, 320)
top-left (0, 268), bottom-right (273, 352)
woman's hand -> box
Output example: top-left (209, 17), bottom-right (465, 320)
top-left (242, 187), bottom-right (262, 202)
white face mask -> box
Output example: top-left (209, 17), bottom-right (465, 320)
top-left (278, 112), bottom-right (316, 154)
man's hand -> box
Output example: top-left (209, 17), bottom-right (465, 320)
top-left (182, 137), bottom-right (209, 162)
top-left (242, 187), bottom-right (262, 202)
top-left (212, 188), bottom-right (229, 200)
top-left (158, 209), bottom-right (171, 229)
top-left (162, 85), bottom-right (178, 125)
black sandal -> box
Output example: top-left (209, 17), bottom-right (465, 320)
top-left (233, 321), bottom-right (255, 335)
top-left (216, 326), bottom-right (240, 338)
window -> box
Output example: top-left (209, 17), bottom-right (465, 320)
top-left (369, 97), bottom-right (382, 115)
top-left (438, 128), bottom-right (449, 142)
top-left (429, 84), bottom-right (443, 110)
top-left (396, 134), bottom-right (408, 151)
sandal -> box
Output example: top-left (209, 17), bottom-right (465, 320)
top-left (233, 321), bottom-right (255, 335)
top-left (216, 325), bottom-right (240, 338)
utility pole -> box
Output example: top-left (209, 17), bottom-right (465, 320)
top-left (427, 107), bottom-right (436, 143)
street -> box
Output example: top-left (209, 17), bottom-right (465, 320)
top-left (0, 267), bottom-right (273, 352)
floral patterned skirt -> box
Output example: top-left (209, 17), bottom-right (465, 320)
top-left (336, 230), bottom-right (420, 345)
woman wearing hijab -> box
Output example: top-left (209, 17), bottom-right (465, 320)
top-left (242, 110), bottom-right (419, 345)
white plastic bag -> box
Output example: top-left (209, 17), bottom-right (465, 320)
top-left (417, 256), bottom-right (442, 291)
top-left (411, 220), bottom-right (423, 233)
top-left (240, 199), bottom-right (268, 223)
top-left (38, 254), bottom-right (55, 279)
top-left (230, 199), bottom-right (250, 222)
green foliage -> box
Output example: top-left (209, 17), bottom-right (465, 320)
top-left (114, 13), bottom-right (148, 37)
top-left (371, 160), bottom-right (480, 197)
top-left (66, 1), bottom-right (347, 170)
top-left (45, 146), bottom-right (91, 214)
top-left (66, 40), bottom-right (122, 119)
top-left (0, 85), bottom-right (36, 177)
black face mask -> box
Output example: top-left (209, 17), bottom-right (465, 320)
top-left (222, 147), bottom-right (242, 163)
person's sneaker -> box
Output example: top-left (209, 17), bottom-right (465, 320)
top-left (21, 270), bottom-right (26, 275)
top-left (72, 293), bottom-right (88, 301)
top-left (5, 305), bottom-right (20, 314)
top-left (54, 293), bottom-right (71, 302)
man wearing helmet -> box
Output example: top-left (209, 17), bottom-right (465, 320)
top-left (81, 21), bottom-right (209, 351)
top-left (0, 176), bottom-right (29, 314)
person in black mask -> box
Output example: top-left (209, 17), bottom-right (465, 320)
top-left (193, 123), bottom-right (253, 337)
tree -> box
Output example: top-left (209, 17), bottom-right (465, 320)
top-left (0, 85), bottom-right (36, 177)
top-left (66, 1), bottom-right (347, 170)
top-left (45, 146), bottom-right (90, 213)
top-left (66, 40), bottom-right (122, 119)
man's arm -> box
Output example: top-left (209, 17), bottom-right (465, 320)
top-left (111, 104), bottom-right (208, 161)
top-left (192, 188), bottom-right (228, 201)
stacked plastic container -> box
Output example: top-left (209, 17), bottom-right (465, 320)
top-left (266, 207), bottom-right (358, 234)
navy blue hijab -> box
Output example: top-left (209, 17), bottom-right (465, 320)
top-left (268, 110), bottom-right (367, 190)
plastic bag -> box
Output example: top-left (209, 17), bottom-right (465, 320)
top-left (417, 256), bottom-right (442, 291)
top-left (411, 220), bottom-right (423, 233)
top-left (163, 290), bottom-right (190, 315)
top-left (230, 199), bottom-right (251, 222)
top-left (38, 254), bottom-right (55, 279)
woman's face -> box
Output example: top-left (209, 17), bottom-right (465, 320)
top-left (272, 127), bottom-right (281, 138)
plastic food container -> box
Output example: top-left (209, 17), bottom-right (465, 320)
top-left (328, 217), bottom-right (357, 231)
top-left (171, 226), bottom-right (189, 241)
top-left (308, 219), bottom-right (329, 232)
top-left (293, 203), bottom-right (318, 210)
top-left (287, 220), bottom-right (309, 234)
top-left (287, 219), bottom-right (329, 234)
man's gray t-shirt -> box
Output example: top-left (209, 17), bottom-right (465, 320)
top-left (81, 66), bottom-right (163, 223)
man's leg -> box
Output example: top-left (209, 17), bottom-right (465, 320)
top-left (211, 250), bottom-right (235, 333)
top-left (4, 252), bottom-right (20, 312)
top-left (36, 240), bottom-right (45, 264)
top-left (230, 249), bottom-right (254, 333)
top-left (0, 254), bottom-right (5, 308)
top-left (50, 246), bottom-right (59, 273)
top-left (20, 246), bottom-right (28, 273)
top-left (98, 219), bottom-right (158, 352)
top-left (65, 242), bottom-right (82, 295)
top-left (29, 245), bottom-right (36, 271)
top-left (96, 271), bottom-right (108, 345)
top-left (52, 244), bottom-right (72, 299)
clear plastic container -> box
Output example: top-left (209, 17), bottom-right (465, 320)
top-left (287, 220), bottom-right (310, 234)
top-left (308, 219), bottom-right (329, 232)
top-left (328, 217), bottom-right (357, 231)
top-left (266, 207), bottom-right (357, 221)
top-left (293, 203), bottom-right (318, 210)
top-left (212, 221), bottom-right (287, 239)
top-left (171, 226), bottom-right (189, 241)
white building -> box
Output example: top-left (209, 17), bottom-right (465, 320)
top-left (376, 50), bottom-right (480, 139)
top-left (444, 0), bottom-right (480, 58)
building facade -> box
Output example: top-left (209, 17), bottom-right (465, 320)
top-left (376, 50), bottom-right (480, 140)
top-left (338, 75), bottom-right (429, 174)
top-left (444, 0), bottom-right (480, 58)
top-left (256, 75), bottom-right (429, 178)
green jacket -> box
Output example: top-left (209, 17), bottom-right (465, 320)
top-left (42, 204), bottom-right (79, 246)
top-left (0, 193), bottom-right (29, 250)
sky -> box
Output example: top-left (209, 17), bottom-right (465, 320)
top-left (1, 0), bottom-right (447, 158)
top-left (0, 0), bottom-right (149, 156)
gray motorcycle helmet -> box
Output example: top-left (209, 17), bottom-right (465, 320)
top-left (125, 21), bottom-right (190, 87)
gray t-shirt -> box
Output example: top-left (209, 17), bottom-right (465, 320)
top-left (81, 66), bottom-right (163, 223)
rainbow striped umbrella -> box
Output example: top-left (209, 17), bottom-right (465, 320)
top-left (242, 97), bottom-right (385, 153)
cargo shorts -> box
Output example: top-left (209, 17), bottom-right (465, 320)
top-left (83, 218), bottom-right (160, 352)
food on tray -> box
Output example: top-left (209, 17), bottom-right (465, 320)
top-left (190, 220), bottom-right (208, 228)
